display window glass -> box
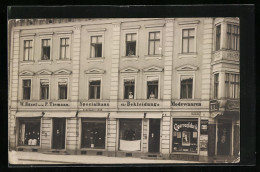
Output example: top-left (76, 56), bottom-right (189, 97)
top-left (172, 118), bottom-right (198, 153)
top-left (18, 118), bottom-right (41, 146)
top-left (81, 118), bottom-right (106, 149)
top-left (119, 119), bottom-right (142, 151)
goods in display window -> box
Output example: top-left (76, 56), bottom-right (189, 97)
top-left (172, 118), bottom-right (198, 153)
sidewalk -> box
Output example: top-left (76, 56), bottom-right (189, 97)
top-left (9, 151), bottom-right (201, 165)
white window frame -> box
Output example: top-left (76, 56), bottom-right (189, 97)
top-left (38, 77), bottom-right (51, 100)
top-left (177, 73), bottom-right (196, 99)
top-left (144, 74), bottom-right (161, 100)
top-left (20, 77), bottom-right (33, 101)
top-left (178, 20), bottom-right (199, 58)
top-left (57, 32), bottom-right (72, 62)
top-left (39, 32), bottom-right (53, 64)
top-left (86, 76), bottom-right (103, 100)
top-left (57, 77), bottom-right (69, 100)
top-left (120, 75), bottom-right (137, 100)
top-left (145, 25), bottom-right (164, 60)
top-left (121, 26), bottom-right (140, 60)
top-left (86, 28), bottom-right (106, 61)
top-left (20, 33), bottom-right (35, 64)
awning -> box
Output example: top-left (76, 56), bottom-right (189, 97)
top-left (146, 112), bottom-right (162, 119)
top-left (43, 112), bottom-right (76, 118)
top-left (16, 112), bottom-right (42, 117)
top-left (110, 112), bottom-right (144, 119)
top-left (78, 112), bottom-right (108, 118)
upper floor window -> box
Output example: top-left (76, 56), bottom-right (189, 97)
top-left (227, 24), bottom-right (240, 51)
top-left (23, 79), bottom-right (31, 100)
top-left (91, 36), bottom-right (102, 58)
top-left (148, 31), bottom-right (160, 55)
top-left (23, 40), bottom-right (33, 61)
top-left (216, 25), bottom-right (221, 51)
top-left (60, 38), bottom-right (70, 59)
top-left (180, 76), bottom-right (193, 99)
top-left (214, 73), bottom-right (219, 99)
top-left (126, 33), bottom-right (136, 56)
top-left (147, 77), bottom-right (158, 99)
top-left (182, 28), bottom-right (195, 53)
top-left (41, 39), bottom-right (51, 60)
top-left (225, 73), bottom-right (240, 98)
top-left (40, 79), bottom-right (49, 100)
top-left (89, 80), bottom-right (101, 99)
top-left (124, 79), bottom-right (135, 99)
top-left (58, 79), bottom-right (68, 100)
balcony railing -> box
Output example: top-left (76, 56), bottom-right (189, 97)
top-left (213, 49), bottom-right (240, 62)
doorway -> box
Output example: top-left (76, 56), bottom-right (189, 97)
top-left (217, 119), bottom-right (232, 155)
top-left (148, 119), bottom-right (160, 153)
top-left (52, 118), bottom-right (66, 149)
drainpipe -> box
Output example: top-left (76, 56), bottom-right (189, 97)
top-left (75, 111), bottom-right (79, 155)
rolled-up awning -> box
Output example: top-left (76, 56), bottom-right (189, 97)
top-left (110, 112), bottom-right (144, 119)
top-left (16, 112), bottom-right (42, 117)
top-left (43, 112), bottom-right (76, 118)
top-left (146, 112), bottom-right (162, 118)
top-left (78, 112), bottom-right (108, 118)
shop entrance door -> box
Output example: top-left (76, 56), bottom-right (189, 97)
top-left (149, 119), bottom-right (160, 153)
top-left (217, 120), bottom-right (232, 155)
top-left (52, 118), bottom-right (66, 149)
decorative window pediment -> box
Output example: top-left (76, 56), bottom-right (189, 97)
top-left (54, 69), bottom-right (72, 75)
top-left (143, 66), bottom-right (164, 72)
top-left (120, 67), bottom-right (139, 73)
top-left (85, 68), bottom-right (105, 74)
top-left (19, 70), bottom-right (34, 76)
top-left (36, 69), bottom-right (53, 75)
top-left (176, 64), bottom-right (199, 71)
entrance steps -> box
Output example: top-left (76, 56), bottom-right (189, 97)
top-left (140, 153), bottom-right (164, 160)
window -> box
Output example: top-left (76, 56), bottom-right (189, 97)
top-left (41, 39), bottom-right (51, 60)
top-left (81, 118), bottom-right (106, 149)
top-left (172, 118), bottom-right (198, 153)
top-left (60, 38), bottom-right (70, 59)
top-left (91, 36), bottom-right (102, 58)
top-left (23, 80), bottom-right (31, 100)
top-left (216, 25), bottom-right (221, 51)
top-left (23, 40), bottom-right (33, 61)
top-left (40, 79), bottom-right (49, 100)
top-left (119, 119), bottom-right (142, 151)
top-left (89, 80), bottom-right (101, 99)
top-left (126, 33), bottom-right (136, 56)
top-left (58, 79), bottom-right (68, 100)
top-left (148, 32), bottom-right (160, 55)
top-left (225, 73), bottom-right (240, 98)
top-left (124, 79), bottom-right (135, 99)
top-left (18, 118), bottom-right (41, 146)
top-left (180, 76), bottom-right (193, 99)
top-left (214, 73), bottom-right (219, 99)
top-left (182, 28), bottom-right (195, 53)
top-left (147, 77), bottom-right (158, 99)
top-left (227, 24), bottom-right (240, 50)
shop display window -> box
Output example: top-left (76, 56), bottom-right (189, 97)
top-left (119, 119), bottom-right (141, 151)
top-left (172, 118), bottom-right (198, 153)
top-left (81, 118), bottom-right (106, 149)
top-left (18, 118), bottom-right (41, 146)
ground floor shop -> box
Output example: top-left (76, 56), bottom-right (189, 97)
top-left (9, 110), bottom-right (240, 162)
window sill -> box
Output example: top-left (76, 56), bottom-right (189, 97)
top-left (144, 55), bottom-right (162, 60)
top-left (56, 59), bottom-right (71, 64)
top-left (38, 60), bottom-right (52, 64)
top-left (20, 61), bottom-right (35, 65)
top-left (86, 57), bottom-right (105, 63)
top-left (178, 53), bottom-right (197, 58)
top-left (121, 56), bottom-right (138, 61)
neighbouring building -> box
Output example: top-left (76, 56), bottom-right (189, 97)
top-left (8, 18), bottom-right (240, 162)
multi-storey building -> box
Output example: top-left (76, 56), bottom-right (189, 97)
top-left (8, 18), bottom-right (240, 162)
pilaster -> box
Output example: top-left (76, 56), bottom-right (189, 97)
top-left (161, 112), bottom-right (171, 154)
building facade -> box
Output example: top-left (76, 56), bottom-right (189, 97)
top-left (8, 18), bottom-right (240, 162)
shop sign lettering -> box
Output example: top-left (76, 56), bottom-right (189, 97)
top-left (171, 101), bottom-right (201, 106)
top-left (20, 101), bottom-right (69, 106)
top-left (120, 101), bottom-right (160, 107)
top-left (79, 102), bottom-right (109, 107)
top-left (174, 122), bottom-right (198, 131)
top-left (82, 108), bottom-right (103, 111)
